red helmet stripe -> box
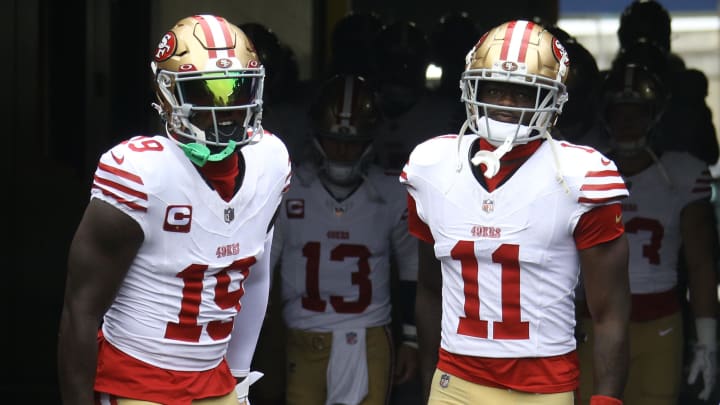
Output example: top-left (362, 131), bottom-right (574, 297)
top-left (500, 20), bottom-right (535, 63)
top-left (215, 16), bottom-right (236, 58)
top-left (517, 21), bottom-right (535, 63)
top-left (194, 15), bottom-right (218, 58)
top-left (194, 15), bottom-right (236, 59)
top-left (499, 20), bottom-right (517, 60)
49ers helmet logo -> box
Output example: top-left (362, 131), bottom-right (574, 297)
top-left (551, 38), bottom-right (569, 66)
top-left (154, 31), bottom-right (177, 62)
top-left (216, 58), bottom-right (233, 68)
top-left (501, 61), bottom-right (518, 71)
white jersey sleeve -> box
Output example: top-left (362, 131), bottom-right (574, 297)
top-left (91, 133), bottom-right (291, 371)
top-left (400, 135), bottom-right (627, 358)
top-left (225, 228), bottom-right (273, 377)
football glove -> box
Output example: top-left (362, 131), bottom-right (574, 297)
top-left (687, 317), bottom-right (717, 401)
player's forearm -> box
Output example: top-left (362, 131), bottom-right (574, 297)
top-left (591, 317), bottom-right (629, 399)
top-left (57, 308), bottom-right (100, 405)
top-left (684, 234), bottom-right (718, 318)
top-left (681, 201), bottom-right (718, 318)
top-left (687, 263), bottom-right (718, 319)
top-left (415, 283), bottom-right (441, 403)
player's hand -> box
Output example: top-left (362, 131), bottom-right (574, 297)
top-left (394, 343), bottom-right (419, 385)
top-left (687, 343), bottom-right (717, 400)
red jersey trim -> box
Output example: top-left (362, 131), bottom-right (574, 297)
top-left (437, 348), bottom-right (579, 393)
top-left (92, 185), bottom-right (148, 212)
top-left (93, 175), bottom-right (148, 201)
top-left (98, 162), bottom-right (144, 184)
top-left (94, 333), bottom-right (236, 405)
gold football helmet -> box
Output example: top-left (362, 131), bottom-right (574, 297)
top-left (461, 20), bottom-right (569, 145)
top-left (601, 61), bottom-right (668, 156)
top-left (309, 74), bottom-right (381, 142)
top-left (151, 14), bottom-right (264, 166)
top-left (309, 74), bottom-right (382, 185)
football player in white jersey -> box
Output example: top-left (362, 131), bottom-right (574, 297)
top-left (270, 74), bottom-right (419, 405)
top-left (57, 15), bottom-right (291, 405)
top-left (400, 20), bottom-right (631, 405)
top-left (577, 60), bottom-right (718, 404)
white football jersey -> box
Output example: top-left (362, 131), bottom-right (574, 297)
top-left (91, 134), bottom-right (291, 371)
top-left (400, 134), bottom-right (628, 358)
top-left (621, 151), bottom-right (711, 294)
top-left (273, 164), bottom-right (417, 331)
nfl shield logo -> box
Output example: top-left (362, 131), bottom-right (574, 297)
top-left (482, 199), bottom-right (494, 213)
top-left (224, 207), bottom-right (235, 223)
top-left (345, 332), bottom-right (358, 345)
top-left (439, 373), bottom-right (450, 388)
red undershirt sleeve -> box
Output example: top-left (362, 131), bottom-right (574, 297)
top-left (574, 203), bottom-right (625, 250)
top-left (407, 193), bottom-right (434, 244)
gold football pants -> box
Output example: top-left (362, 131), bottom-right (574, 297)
top-left (428, 369), bottom-right (574, 405)
top-left (577, 312), bottom-right (683, 405)
top-left (285, 325), bottom-right (393, 405)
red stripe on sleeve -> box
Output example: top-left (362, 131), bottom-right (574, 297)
top-left (580, 182), bottom-right (627, 191)
top-left (98, 162), bottom-right (144, 184)
top-left (91, 184), bottom-right (148, 212)
top-left (93, 176), bottom-right (148, 201)
top-left (585, 170), bottom-right (621, 177)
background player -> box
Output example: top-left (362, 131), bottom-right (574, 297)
top-left (577, 59), bottom-right (717, 405)
top-left (271, 74), bottom-right (419, 405)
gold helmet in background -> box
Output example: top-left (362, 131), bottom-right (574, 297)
top-left (151, 14), bottom-right (264, 166)
top-left (309, 74), bottom-right (382, 142)
top-left (461, 20), bottom-right (569, 145)
top-left (308, 74), bottom-right (382, 185)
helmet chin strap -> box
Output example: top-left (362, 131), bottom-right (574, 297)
top-left (470, 136), bottom-right (515, 178)
top-left (466, 116), bottom-right (523, 178)
top-left (179, 140), bottom-right (237, 167)
top-left (164, 118), bottom-right (243, 167)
